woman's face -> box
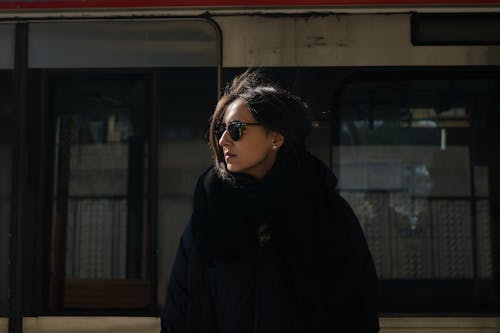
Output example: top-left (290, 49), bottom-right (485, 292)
top-left (218, 98), bottom-right (283, 179)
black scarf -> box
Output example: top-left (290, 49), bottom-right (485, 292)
top-left (190, 149), bottom-right (338, 323)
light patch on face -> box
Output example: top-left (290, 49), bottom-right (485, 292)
top-left (218, 98), bottom-right (279, 179)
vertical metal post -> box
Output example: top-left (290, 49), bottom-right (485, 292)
top-left (49, 112), bottom-right (71, 310)
top-left (150, 71), bottom-right (159, 313)
top-left (9, 22), bottom-right (28, 333)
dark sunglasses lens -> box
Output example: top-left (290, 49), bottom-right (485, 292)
top-left (228, 123), bottom-right (242, 141)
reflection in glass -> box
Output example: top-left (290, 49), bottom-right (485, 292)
top-left (49, 75), bottom-right (150, 309)
top-left (336, 79), bottom-right (495, 282)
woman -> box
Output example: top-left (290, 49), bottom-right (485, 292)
top-left (161, 70), bottom-right (379, 333)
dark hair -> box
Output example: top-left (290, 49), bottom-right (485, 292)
top-left (209, 69), bottom-right (312, 180)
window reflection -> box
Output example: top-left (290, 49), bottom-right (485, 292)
top-left (336, 78), bottom-right (495, 283)
top-left (49, 75), bottom-right (150, 309)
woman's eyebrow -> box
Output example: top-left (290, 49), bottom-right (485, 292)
top-left (222, 118), bottom-right (239, 124)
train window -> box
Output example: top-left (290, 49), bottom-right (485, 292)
top-left (0, 70), bottom-right (13, 328)
top-left (47, 73), bottom-right (152, 310)
top-left (156, 68), bottom-right (218, 307)
top-left (21, 20), bottom-right (220, 313)
top-left (335, 74), bottom-right (500, 312)
top-left (28, 21), bottom-right (217, 68)
top-left (412, 13), bottom-right (500, 45)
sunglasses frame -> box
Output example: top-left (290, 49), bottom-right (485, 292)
top-left (216, 120), bottom-right (261, 141)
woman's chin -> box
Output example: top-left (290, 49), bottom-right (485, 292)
top-left (226, 164), bottom-right (239, 173)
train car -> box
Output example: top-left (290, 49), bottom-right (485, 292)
top-left (1, 1), bottom-right (500, 332)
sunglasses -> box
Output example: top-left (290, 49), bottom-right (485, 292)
top-left (216, 120), bottom-right (261, 141)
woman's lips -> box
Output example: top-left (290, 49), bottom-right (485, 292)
top-left (224, 153), bottom-right (236, 159)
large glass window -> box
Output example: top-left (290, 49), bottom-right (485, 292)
top-left (335, 74), bottom-right (500, 312)
top-left (0, 23), bottom-right (14, 331)
top-left (48, 73), bottom-right (151, 309)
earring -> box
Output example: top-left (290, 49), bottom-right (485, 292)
top-left (272, 145), bottom-right (277, 150)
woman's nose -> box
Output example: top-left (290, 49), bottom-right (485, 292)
top-left (218, 129), bottom-right (232, 147)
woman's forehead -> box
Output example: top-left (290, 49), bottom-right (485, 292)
top-left (223, 99), bottom-right (256, 123)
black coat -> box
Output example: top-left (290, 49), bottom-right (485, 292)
top-left (161, 152), bottom-right (379, 333)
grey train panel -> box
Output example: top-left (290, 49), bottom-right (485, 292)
top-left (215, 14), bottom-right (500, 67)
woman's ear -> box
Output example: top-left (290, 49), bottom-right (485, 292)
top-left (271, 132), bottom-right (285, 150)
